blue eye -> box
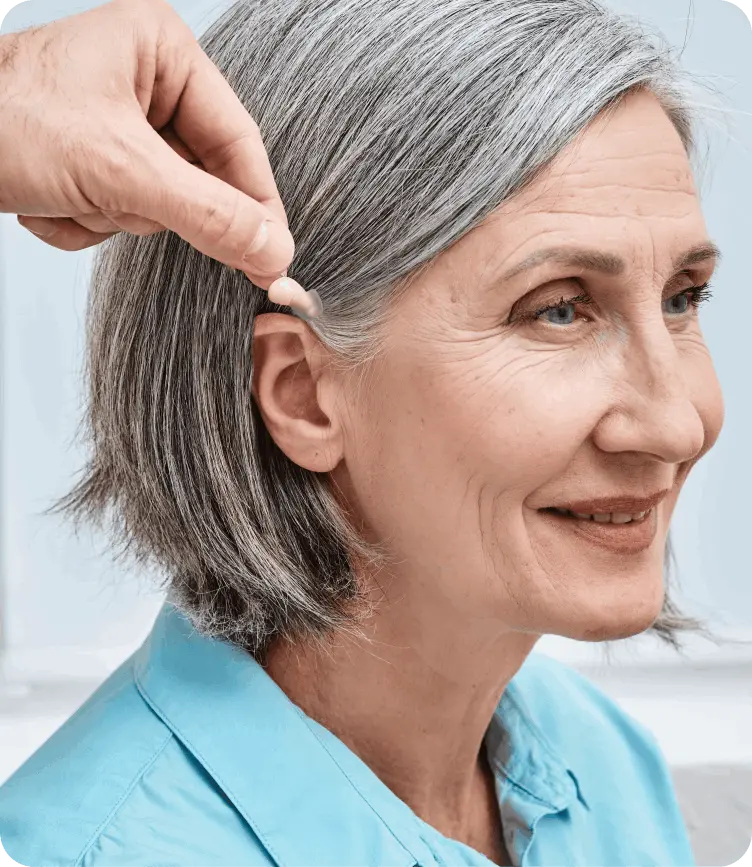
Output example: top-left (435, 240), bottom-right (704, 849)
top-left (663, 292), bottom-right (691, 315)
top-left (539, 302), bottom-right (577, 325)
top-left (531, 293), bottom-right (593, 326)
top-left (663, 284), bottom-right (713, 315)
top-left (515, 284), bottom-right (713, 329)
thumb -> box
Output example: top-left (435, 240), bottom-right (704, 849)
top-left (118, 128), bottom-right (295, 277)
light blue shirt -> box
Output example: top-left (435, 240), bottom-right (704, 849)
top-left (0, 603), bottom-right (694, 867)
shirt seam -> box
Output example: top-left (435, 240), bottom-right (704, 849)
top-left (502, 772), bottom-right (566, 810)
top-left (293, 706), bottom-right (422, 864)
top-left (73, 729), bottom-right (174, 867)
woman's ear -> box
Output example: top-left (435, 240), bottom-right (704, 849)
top-left (251, 313), bottom-right (344, 472)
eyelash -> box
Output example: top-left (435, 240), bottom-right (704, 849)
top-left (513, 282), bottom-right (714, 325)
top-left (679, 282), bottom-right (715, 309)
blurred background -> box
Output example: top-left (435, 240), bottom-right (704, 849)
top-left (1, 0), bottom-right (751, 864)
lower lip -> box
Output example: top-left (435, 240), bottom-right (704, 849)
top-left (536, 508), bottom-right (658, 554)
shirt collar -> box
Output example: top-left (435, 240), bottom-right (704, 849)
top-left (134, 603), bottom-right (586, 867)
top-left (133, 602), bottom-right (431, 867)
top-left (487, 668), bottom-right (589, 813)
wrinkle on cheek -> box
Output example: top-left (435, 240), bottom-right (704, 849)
top-left (443, 351), bottom-right (553, 457)
top-left (675, 329), bottom-right (713, 356)
top-left (487, 501), bottom-right (565, 616)
top-left (413, 329), bottom-right (510, 404)
top-left (453, 355), bottom-right (587, 500)
top-left (477, 483), bottom-right (531, 614)
top-left (499, 351), bottom-right (615, 463)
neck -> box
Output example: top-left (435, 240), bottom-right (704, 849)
top-left (263, 571), bottom-right (539, 839)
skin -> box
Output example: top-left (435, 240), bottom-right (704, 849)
top-left (253, 90), bottom-right (724, 862)
top-left (0, 0), bottom-right (314, 308)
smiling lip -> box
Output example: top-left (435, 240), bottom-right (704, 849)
top-left (537, 505), bottom-right (660, 554)
top-left (534, 489), bottom-right (670, 555)
top-left (544, 490), bottom-right (671, 515)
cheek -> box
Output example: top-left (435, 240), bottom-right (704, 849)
top-left (392, 347), bottom-right (609, 493)
top-left (450, 351), bottom-right (610, 478)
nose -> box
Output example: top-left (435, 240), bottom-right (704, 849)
top-left (592, 324), bottom-right (706, 464)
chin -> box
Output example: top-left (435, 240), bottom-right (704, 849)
top-left (568, 593), bottom-right (663, 641)
top-left (576, 614), bottom-right (659, 643)
top-left (547, 579), bottom-right (666, 643)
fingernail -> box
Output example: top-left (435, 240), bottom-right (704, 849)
top-left (244, 222), bottom-right (295, 274)
top-left (18, 217), bottom-right (56, 239)
top-left (247, 220), bottom-right (269, 255)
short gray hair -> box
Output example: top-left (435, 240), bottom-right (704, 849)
top-left (51, 0), bottom-right (710, 661)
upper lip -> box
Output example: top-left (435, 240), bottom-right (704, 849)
top-left (545, 490), bottom-right (671, 514)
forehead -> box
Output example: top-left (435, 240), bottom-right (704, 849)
top-left (522, 92), bottom-right (694, 209)
top-left (412, 91), bottom-right (709, 303)
top-left (479, 91), bottom-right (704, 266)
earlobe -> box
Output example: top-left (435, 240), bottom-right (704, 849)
top-left (251, 313), bottom-right (343, 473)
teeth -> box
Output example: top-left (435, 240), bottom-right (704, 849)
top-left (549, 508), bottom-right (650, 523)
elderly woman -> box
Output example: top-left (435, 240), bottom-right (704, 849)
top-left (0, 0), bottom-right (723, 864)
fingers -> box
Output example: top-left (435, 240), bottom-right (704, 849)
top-left (73, 212), bottom-right (122, 234)
top-left (116, 128), bottom-right (295, 277)
top-left (80, 212), bottom-right (165, 235)
top-left (18, 212), bottom-right (164, 245)
top-left (3, 0), bottom-right (320, 311)
top-left (18, 209), bottom-right (319, 320)
top-left (167, 46), bottom-right (289, 228)
top-left (152, 122), bottom-right (293, 286)
top-left (158, 123), bottom-right (201, 165)
top-left (71, 212), bottom-right (163, 235)
top-left (17, 215), bottom-right (116, 251)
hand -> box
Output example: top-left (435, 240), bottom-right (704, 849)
top-left (0, 0), bottom-right (317, 313)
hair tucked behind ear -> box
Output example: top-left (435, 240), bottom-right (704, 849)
top-left (48, 0), bottom-right (713, 662)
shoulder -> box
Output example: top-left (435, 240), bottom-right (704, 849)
top-left (513, 651), bottom-right (684, 815)
top-left (0, 658), bottom-right (272, 867)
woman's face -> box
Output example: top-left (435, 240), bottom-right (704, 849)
top-left (332, 89), bottom-right (724, 642)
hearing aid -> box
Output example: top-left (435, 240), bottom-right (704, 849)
top-left (268, 276), bottom-right (324, 320)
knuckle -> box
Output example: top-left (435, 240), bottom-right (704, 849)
top-left (75, 134), bottom-right (143, 213)
top-left (199, 196), bottom-right (246, 260)
top-left (200, 126), bottom-right (261, 175)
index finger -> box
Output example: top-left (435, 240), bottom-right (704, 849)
top-left (169, 44), bottom-right (289, 228)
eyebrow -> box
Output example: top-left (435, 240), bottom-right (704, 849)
top-left (500, 242), bottom-right (722, 282)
